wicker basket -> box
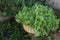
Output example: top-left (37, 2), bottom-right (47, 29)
top-left (23, 25), bottom-right (35, 34)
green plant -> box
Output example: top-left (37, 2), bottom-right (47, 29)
top-left (0, 22), bottom-right (31, 40)
top-left (0, 0), bottom-right (42, 16)
top-left (20, 0), bottom-right (42, 7)
top-left (16, 3), bottom-right (59, 37)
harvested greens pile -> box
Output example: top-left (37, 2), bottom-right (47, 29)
top-left (16, 4), bottom-right (59, 36)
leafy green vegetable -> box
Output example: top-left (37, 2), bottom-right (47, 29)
top-left (15, 3), bottom-right (59, 37)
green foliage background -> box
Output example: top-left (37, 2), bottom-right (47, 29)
top-left (0, 0), bottom-right (42, 16)
top-left (0, 0), bottom-right (60, 40)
